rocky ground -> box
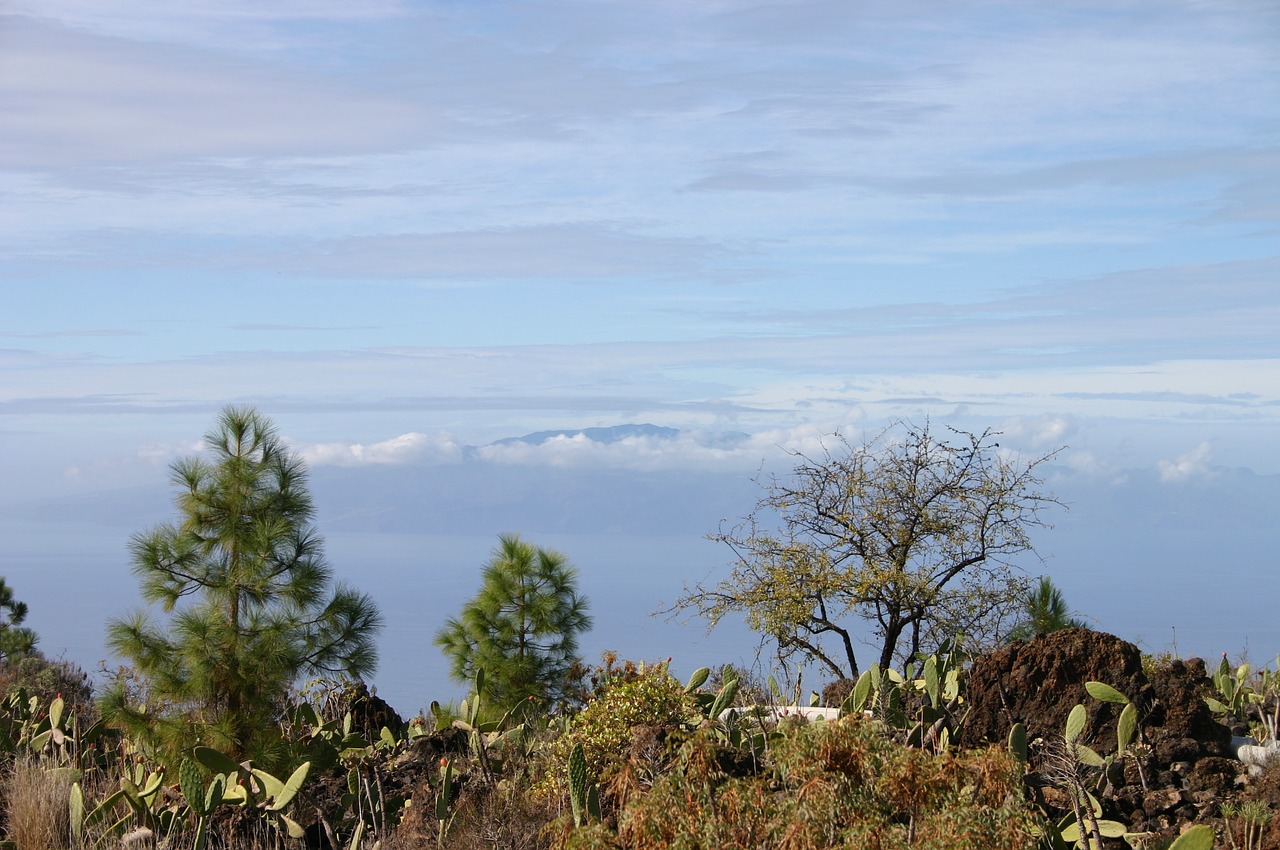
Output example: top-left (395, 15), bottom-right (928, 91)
top-left (960, 628), bottom-right (1279, 846)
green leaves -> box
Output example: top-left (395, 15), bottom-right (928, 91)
top-left (435, 534), bottom-right (592, 710)
top-left (675, 421), bottom-right (1062, 679)
top-left (0, 577), bottom-right (39, 662)
top-left (106, 406), bottom-right (384, 763)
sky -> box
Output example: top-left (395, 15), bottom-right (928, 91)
top-left (2, 1), bottom-right (1279, 711)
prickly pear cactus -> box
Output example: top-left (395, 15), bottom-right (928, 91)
top-left (569, 742), bottom-right (588, 826)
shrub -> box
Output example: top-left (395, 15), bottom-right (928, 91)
top-left (0, 652), bottom-right (94, 711)
top-left (534, 665), bottom-right (698, 804)
top-left (560, 716), bottom-right (1040, 850)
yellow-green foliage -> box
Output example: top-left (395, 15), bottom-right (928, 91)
top-left (535, 666), bottom-right (698, 801)
top-left (558, 715), bottom-right (1039, 850)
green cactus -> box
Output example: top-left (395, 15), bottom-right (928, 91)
top-left (194, 744), bottom-right (241, 776)
top-left (843, 666), bottom-right (875, 715)
top-left (185, 746), bottom-right (309, 839)
top-left (436, 757), bottom-right (456, 848)
top-left (254, 761), bottom-right (310, 811)
top-left (1166, 825), bottom-right (1214, 850)
top-left (684, 667), bottom-right (711, 693)
top-left (569, 741), bottom-right (588, 826)
top-left (1084, 680), bottom-right (1147, 789)
top-left (921, 656), bottom-right (940, 708)
top-left (1207, 654), bottom-right (1256, 716)
top-left (179, 759), bottom-right (206, 815)
top-left (1008, 722), bottom-right (1028, 766)
top-left (1064, 703), bottom-right (1086, 743)
top-left (707, 674), bottom-right (740, 721)
top-left (68, 781), bottom-right (85, 842)
top-left (177, 759), bottom-right (220, 850)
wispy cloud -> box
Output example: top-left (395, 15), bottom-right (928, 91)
top-left (996, 414), bottom-right (1077, 450)
top-left (230, 323), bottom-right (380, 332)
top-left (4, 0), bottom-right (1279, 498)
top-left (0, 328), bottom-right (142, 339)
top-left (296, 431), bottom-right (462, 467)
top-left (0, 19), bottom-right (438, 170)
top-left (1157, 442), bottom-right (1217, 483)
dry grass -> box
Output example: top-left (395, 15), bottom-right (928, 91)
top-left (3, 758), bottom-right (73, 850)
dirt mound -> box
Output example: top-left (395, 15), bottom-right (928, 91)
top-left (339, 681), bottom-right (405, 739)
top-left (960, 629), bottom-right (1150, 752)
top-left (960, 629), bottom-right (1229, 765)
top-left (1144, 657), bottom-right (1232, 763)
top-left (960, 629), bottom-right (1240, 839)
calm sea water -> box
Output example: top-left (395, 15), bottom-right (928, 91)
top-left (4, 517), bottom-right (1278, 716)
top-left (0, 520), bottom-right (762, 715)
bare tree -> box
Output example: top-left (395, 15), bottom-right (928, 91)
top-left (675, 421), bottom-right (1063, 678)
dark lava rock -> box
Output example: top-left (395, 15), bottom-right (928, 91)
top-left (959, 628), bottom-right (1152, 755)
top-left (340, 681), bottom-right (404, 738)
top-left (961, 629), bottom-right (1231, 778)
top-left (392, 726), bottom-right (469, 769)
top-left (1141, 787), bottom-right (1184, 816)
top-left (1145, 657), bottom-right (1232, 762)
top-left (1186, 756), bottom-right (1238, 795)
top-left (822, 677), bottom-right (856, 708)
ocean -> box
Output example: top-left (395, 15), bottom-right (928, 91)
top-left (4, 510), bottom-right (1278, 718)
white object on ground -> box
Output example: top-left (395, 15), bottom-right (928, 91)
top-left (718, 705), bottom-right (843, 724)
top-left (1232, 735), bottom-right (1280, 776)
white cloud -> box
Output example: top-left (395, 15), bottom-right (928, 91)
top-left (1157, 442), bottom-right (1216, 482)
top-left (473, 422), bottom-right (853, 471)
top-left (0, 17), bottom-right (437, 170)
top-left (136, 439), bottom-right (204, 465)
top-left (297, 431), bottom-right (462, 467)
top-left (1062, 450), bottom-right (1105, 476)
top-left (997, 414), bottom-right (1077, 450)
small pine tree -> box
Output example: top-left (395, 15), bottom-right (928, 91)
top-left (0, 578), bottom-right (37, 663)
top-left (103, 406), bottom-right (383, 761)
top-left (1007, 576), bottom-right (1087, 641)
top-left (436, 535), bottom-right (592, 710)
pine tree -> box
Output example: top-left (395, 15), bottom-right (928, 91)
top-left (436, 535), bottom-right (592, 710)
top-left (0, 578), bottom-right (37, 663)
top-left (1006, 576), bottom-right (1087, 641)
top-left (104, 406), bottom-right (382, 761)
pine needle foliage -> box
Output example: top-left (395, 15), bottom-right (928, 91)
top-left (437, 535), bottom-right (592, 710)
top-left (1006, 575), bottom-right (1087, 641)
top-left (103, 406), bottom-right (383, 762)
top-left (0, 578), bottom-right (37, 663)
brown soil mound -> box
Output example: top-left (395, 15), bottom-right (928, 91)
top-left (960, 629), bottom-right (1230, 766)
top-left (960, 629), bottom-right (1149, 751)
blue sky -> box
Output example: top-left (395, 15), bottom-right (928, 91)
top-left (2, 1), bottom-right (1279, 704)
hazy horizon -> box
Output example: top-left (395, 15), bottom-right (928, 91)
top-left (5, 421), bottom-right (1279, 715)
top-left (4, 2), bottom-right (1279, 711)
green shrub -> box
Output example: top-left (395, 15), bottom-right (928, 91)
top-left (0, 652), bottom-right (94, 711)
top-left (535, 665), bottom-right (698, 803)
